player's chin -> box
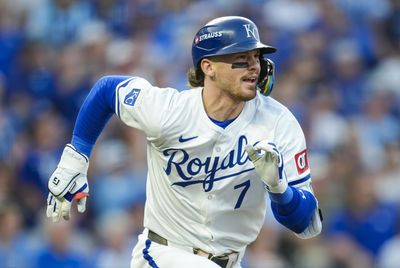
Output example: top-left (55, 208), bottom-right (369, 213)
top-left (240, 85), bottom-right (257, 101)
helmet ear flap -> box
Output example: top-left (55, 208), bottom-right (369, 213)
top-left (257, 58), bottom-right (275, 96)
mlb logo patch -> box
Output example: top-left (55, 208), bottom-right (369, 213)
top-left (295, 149), bottom-right (309, 175)
top-left (124, 88), bottom-right (141, 106)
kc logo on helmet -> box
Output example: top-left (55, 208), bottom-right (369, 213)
top-left (295, 149), bottom-right (309, 175)
top-left (243, 24), bottom-right (259, 41)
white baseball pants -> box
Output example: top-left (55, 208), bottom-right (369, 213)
top-left (130, 229), bottom-right (243, 268)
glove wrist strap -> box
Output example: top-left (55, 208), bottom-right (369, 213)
top-left (267, 179), bottom-right (288, 194)
top-left (58, 144), bottom-right (89, 174)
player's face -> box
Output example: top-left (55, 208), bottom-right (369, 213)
top-left (211, 49), bottom-right (261, 101)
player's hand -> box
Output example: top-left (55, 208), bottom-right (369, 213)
top-left (46, 144), bottom-right (89, 222)
top-left (245, 141), bottom-right (287, 193)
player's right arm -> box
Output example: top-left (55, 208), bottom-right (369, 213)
top-left (47, 75), bottom-right (131, 222)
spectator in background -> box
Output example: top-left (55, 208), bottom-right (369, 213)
top-left (53, 44), bottom-right (92, 124)
top-left (376, 225), bottom-right (400, 268)
top-left (6, 41), bottom-right (56, 106)
top-left (94, 210), bottom-right (136, 268)
top-left (90, 138), bottom-right (146, 221)
top-left (91, 0), bottom-right (138, 38)
top-left (0, 77), bottom-right (17, 162)
top-left (243, 224), bottom-right (288, 268)
top-left (375, 141), bottom-right (400, 268)
top-left (381, 0), bottom-right (400, 54)
top-left (326, 172), bottom-right (400, 267)
top-left (34, 215), bottom-right (92, 268)
top-left (328, 39), bottom-right (369, 117)
top-left (352, 90), bottom-right (400, 171)
top-left (0, 0), bottom-right (24, 79)
top-left (307, 85), bottom-right (350, 154)
top-left (0, 162), bottom-right (16, 206)
top-left (19, 108), bottom-right (67, 227)
top-left (0, 202), bottom-right (38, 268)
top-left (25, 0), bottom-right (94, 48)
top-left (76, 21), bottom-right (110, 79)
top-left (20, 108), bottom-right (67, 194)
top-left (367, 56), bottom-right (400, 116)
top-left (374, 141), bottom-right (400, 205)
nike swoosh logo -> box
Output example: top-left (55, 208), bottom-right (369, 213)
top-left (179, 135), bottom-right (198, 142)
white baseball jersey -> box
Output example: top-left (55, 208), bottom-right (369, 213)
top-left (115, 76), bottom-right (313, 256)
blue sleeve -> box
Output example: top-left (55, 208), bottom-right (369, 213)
top-left (71, 75), bottom-right (131, 157)
top-left (269, 185), bottom-right (317, 233)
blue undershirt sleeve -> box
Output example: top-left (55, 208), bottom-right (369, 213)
top-left (269, 185), bottom-right (317, 233)
top-left (70, 75), bottom-right (131, 157)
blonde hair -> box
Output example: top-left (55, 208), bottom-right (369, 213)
top-left (187, 67), bottom-right (205, 88)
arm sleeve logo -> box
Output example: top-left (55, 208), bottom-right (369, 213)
top-left (294, 149), bottom-right (309, 175)
top-left (124, 88), bottom-right (141, 106)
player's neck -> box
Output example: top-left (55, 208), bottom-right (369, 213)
top-left (202, 86), bottom-right (245, 122)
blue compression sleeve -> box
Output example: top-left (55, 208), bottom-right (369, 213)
top-left (269, 186), bottom-right (294, 204)
top-left (269, 186), bottom-right (317, 233)
top-left (71, 76), bottom-right (130, 157)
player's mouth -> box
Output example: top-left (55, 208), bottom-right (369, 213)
top-left (242, 76), bottom-right (258, 86)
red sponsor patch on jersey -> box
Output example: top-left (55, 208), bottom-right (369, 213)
top-left (295, 149), bottom-right (309, 174)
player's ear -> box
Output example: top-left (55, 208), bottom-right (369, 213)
top-left (200, 58), bottom-right (215, 78)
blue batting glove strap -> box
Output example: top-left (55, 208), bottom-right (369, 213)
top-left (271, 187), bottom-right (317, 233)
top-left (64, 183), bottom-right (88, 202)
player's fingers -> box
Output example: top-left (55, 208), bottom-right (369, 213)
top-left (77, 196), bottom-right (87, 213)
top-left (245, 145), bottom-right (260, 162)
top-left (61, 200), bottom-right (72, 221)
top-left (76, 197), bottom-right (87, 213)
top-left (255, 143), bottom-right (283, 167)
top-left (74, 192), bottom-right (88, 213)
top-left (51, 199), bottom-right (62, 223)
top-left (46, 193), bottom-right (54, 218)
top-left (264, 151), bottom-right (278, 164)
top-left (253, 142), bottom-right (275, 153)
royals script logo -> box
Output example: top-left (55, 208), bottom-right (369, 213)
top-left (163, 135), bottom-right (257, 192)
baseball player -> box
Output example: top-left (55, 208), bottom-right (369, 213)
top-left (46, 16), bottom-right (322, 268)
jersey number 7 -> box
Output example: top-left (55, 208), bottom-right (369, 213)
top-left (234, 180), bottom-right (251, 209)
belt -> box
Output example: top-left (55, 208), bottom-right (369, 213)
top-left (148, 230), bottom-right (238, 268)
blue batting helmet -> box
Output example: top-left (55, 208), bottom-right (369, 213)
top-left (192, 16), bottom-right (277, 68)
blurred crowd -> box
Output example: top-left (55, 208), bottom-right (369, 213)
top-left (0, 0), bottom-right (400, 267)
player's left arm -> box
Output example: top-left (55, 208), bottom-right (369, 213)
top-left (273, 111), bottom-right (322, 239)
top-left (246, 110), bottom-right (322, 238)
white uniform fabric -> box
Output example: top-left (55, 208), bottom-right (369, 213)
top-left (131, 228), bottom-right (239, 268)
top-left (115, 76), bottom-right (315, 266)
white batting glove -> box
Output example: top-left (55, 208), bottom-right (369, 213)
top-left (245, 141), bottom-right (288, 193)
top-left (46, 144), bottom-right (89, 222)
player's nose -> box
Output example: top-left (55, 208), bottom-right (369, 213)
top-left (248, 57), bottom-right (260, 73)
